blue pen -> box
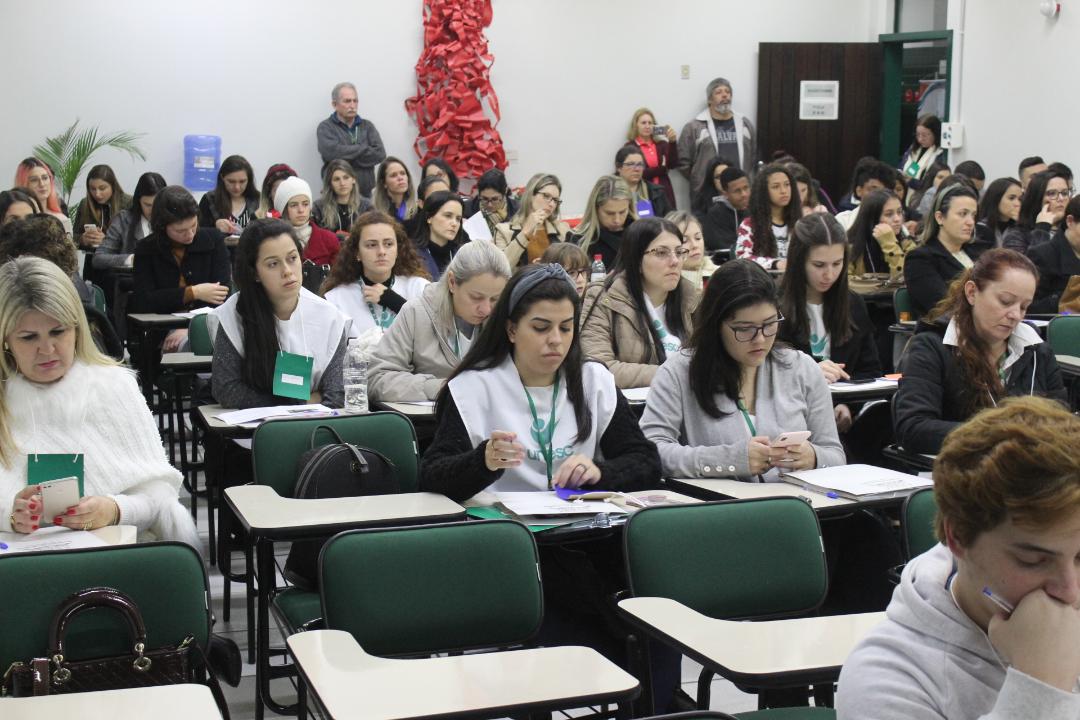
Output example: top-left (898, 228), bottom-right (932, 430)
top-left (825, 491), bottom-right (840, 499)
top-left (0, 542), bottom-right (8, 550)
top-left (982, 586), bottom-right (1015, 614)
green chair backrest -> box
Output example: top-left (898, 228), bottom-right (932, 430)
top-left (1048, 315), bottom-right (1080, 357)
top-left (894, 287), bottom-right (913, 322)
top-left (189, 313), bottom-right (213, 356)
top-left (903, 487), bottom-right (939, 559)
top-left (252, 412), bottom-right (419, 496)
top-left (0, 542), bottom-right (209, 671)
top-left (90, 283), bottom-right (106, 314)
top-left (320, 520), bottom-right (542, 656)
top-left (624, 499), bottom-right (828, 620)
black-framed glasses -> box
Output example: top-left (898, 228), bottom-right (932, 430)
top-left (566, 268), bottom-right (589, 280)
top-left (478, 194), bottom-right (505, 207)
top-left (535, 190), bottom-right (562, 206)
top-left (643, 247), bottom-right (691, 261)
top-left (726, 314), bottom-right (785, 342)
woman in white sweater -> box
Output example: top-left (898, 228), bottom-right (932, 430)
top-left (0, 257), bottom-right (198, 546)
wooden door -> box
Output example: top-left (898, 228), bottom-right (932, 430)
top-left (757, 43), bottom-right (883, 203)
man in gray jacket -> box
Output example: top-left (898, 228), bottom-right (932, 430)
top-left (677, 77), bottom-right (757, 197)
top-left (316, 82), bottom-right (387, 198)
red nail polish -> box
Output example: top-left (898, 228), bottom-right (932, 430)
top-left (28, 502), bottom-right (37, 510)
top-left (30, 515), bottom-right (38, 521)
top-left (53, 518), bottom-right (63, 525)
top-left (67, 509), bottom-right (76, 516)
top-left (30, 525), bottom-right (38, 531)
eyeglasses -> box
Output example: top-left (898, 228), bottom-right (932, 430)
top-left (536, 190), bottom-right (562, 206)
top-left (478, 195), bottom-right (505, 207)
top-left (1044, 189), bottom-right (1073, 200)
top-left (620, 162), bottom-right (646, 169)
top-left (643, 247), bottom-right (691, 261)
top-left (726, 314), bottom-right (785, 342)
top-left (566, 269), bottom-right (589, 280)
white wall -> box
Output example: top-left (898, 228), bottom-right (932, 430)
top-left (949, 0), bottom-right (1077, 182)
top-left (1, 0), bottom-right (884, 215)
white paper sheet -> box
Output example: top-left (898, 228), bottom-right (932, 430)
top-left (172, 306), bottom-right (215, 319)
top-left (829, 378), bottom-right (898, 395)
top-left (0, 526), bottom-right (108, 553)
top-left (462, 211), bottom-right (493, 242)
top-left (217, 404), bottom-right (334, 427)
top-left (783, 464), bottom-right (931, 497)
top-left (621, 387), bottom-right (649, 403)
top-left (494, 491), bottom-right (628, 517)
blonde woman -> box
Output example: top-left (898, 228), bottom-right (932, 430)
top-left (314, 159), bottom-right (374, 242)
top-left (0, 257), bottom-right (198, 545)
top-left (568, 176), bottom-right (637, 270)
top-left (494, 173), bottom-right (571, 268)
top-left (666, 210), bottom-right (717, 290)
top-left (626, 107), bottom-right (678, 208)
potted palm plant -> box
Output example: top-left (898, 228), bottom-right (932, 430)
top-left (33, 119), bottom-right (147, 208)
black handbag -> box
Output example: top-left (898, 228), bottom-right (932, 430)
top-left (1, 587), bottom-right (230, 718)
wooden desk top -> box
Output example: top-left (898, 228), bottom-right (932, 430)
top-left (160, 352), bottom-right (212, 370)
top-left (4, 683), bottom-right (222, 719)
top-left (224, 485), bottom-right (465, 538)
top-left (665, 477), bottom-right (854, 512)
top-left (619, 596), bottom-right (884, 686)
top-left (288, 629), bottom-right (639, 720)
top-left (127, 313), bottom-right (189, 327)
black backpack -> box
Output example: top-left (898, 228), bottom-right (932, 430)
top-left (283, 425), bottom-right (400, 591)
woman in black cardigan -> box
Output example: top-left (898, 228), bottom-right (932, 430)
top-left (779, 213), bottom-right (881, 433)
top-left (894, 248), bottom-right (1067, 455)
top-left (903, 183), bottom-right (979, 318)
top-left (1029, 195), bottom-right (1080, 314)
top-left (132, 185), bottom-right (231, 351)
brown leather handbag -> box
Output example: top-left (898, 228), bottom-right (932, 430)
top-left (1, 587), bottom-right (229, 717)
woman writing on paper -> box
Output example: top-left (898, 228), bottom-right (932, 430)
top-left (210, 219), bottom-right (350, 410)
top-left (420, 262), bottom-right (660, 501)
top-left (322, 211), bottom-right (431, 336)
top-left (893, 248), bottom-right (1066, 455)
top-left (0, 257), bottom-right (198, 545)
top-left (778, 213), bottom-right (881, 433)
top-left (640, 259), bottom-right (844, 481)
top-left (367, 240), bottom-right (511, 402)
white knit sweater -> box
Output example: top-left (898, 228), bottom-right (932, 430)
top-left (0, 361), bottom-right (199, 548)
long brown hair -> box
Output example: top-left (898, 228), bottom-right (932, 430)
top-left (926, 248), bottom-right (1039, 413)
top-left (321, 211), bottom-right (430, 294)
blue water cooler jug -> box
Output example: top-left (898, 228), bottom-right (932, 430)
top-left (183, 135), bottom-right (221, 191)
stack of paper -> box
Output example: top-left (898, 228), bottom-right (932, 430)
top-left (494, 492), bottom-right (628, 518)
top-left (218, 404), bottom-right (333, 428)
top-left (782, 464), bottom-right (931, 499)
top-left (829, 379), bottom-right (898, 395)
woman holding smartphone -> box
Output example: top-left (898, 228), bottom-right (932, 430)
top-left (640, 259), bottom-right (844, 481)
top-left (626, 107), bottom-right (678, 209)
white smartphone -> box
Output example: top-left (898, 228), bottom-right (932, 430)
top-left (771, 430), bottom-right (811, 448)
top-left (38, 476), bottom-right (81, 523)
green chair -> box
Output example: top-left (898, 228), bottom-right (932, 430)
top-left (319, 519), bottom-right (542, 656)
top-left (0, 542), bottom-right (209, 675)
top-left (89, 282), bottom-right (107, 314)
top-left (622, 499), bottom-right (834, 716)
top-left (1048, 315), bottom-right (1080, 357)
top-left (893, 287), bottom-right (913, 322)
top-left (243, 411), bottom-right (420, 715)
top-left (902, 487), bottom-right (939, 560)
top-left (189, 313), bottom-right (213, 356)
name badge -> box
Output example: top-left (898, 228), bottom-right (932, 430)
top-left (272, 351), bottom-right (314, 401)
top-left (905, 161), bottom-right (920, 178)
top-left (636, 198), bottom-right (654, 218)
top-left (27, 453), bottom-right (85, 496)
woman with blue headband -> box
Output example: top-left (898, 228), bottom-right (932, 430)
top-left (421, 262), bottom-right (660, 500)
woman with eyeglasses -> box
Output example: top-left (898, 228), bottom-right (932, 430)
top-left (580, 217), bottom-right (698, 389)
top-left (494, 173), bottom-right (570, 268)
top-left (1002, 169), bottom-right (1072, 255)
top-left (13, 158), bottom-right (73, 237)
top-left (640, 259), bottom-right (844, 480)
top-left (893, 248), bottom-right (1066, 455)
top-left (614, 146), bottom-right (671, 220)
top-left (904, 184), bottom-right (979, 318)
top-left (540, 243), bottom-right (590, 296)
top-left (466, 169), bottom-right (518, 239)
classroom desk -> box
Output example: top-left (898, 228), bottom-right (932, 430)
top-left (225, 486), bottom-right (466, 718)
top-left (287, 629), bottom-right (640, 720)
top-left (0, 524), bottom-right (137, 552)
top-left (617, 596), bottom-right (884, 690)
top-left (888, 321), bottom-right (916, 337)
top-left (160, 352), bottom-right (213, 495)
top-left (829, 379), bottom-right (898, 403)
top-left (127, 313), bottom-right (189, 405)
top-left (3, 683), bottom-right (223, 720)
top-left (664, 478), bottom-right (855, 516)
top-left (195, 403), bottom-right (253, 439)
top-left (1058, 354), bottom-right (1080, 378)
top-left (882, 445), bottom-right (936, 473)
top-left (375, 401), bottom-right (436, 421)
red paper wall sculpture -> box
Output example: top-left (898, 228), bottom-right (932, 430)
top-left (405, 0), bottom-right (507, 181)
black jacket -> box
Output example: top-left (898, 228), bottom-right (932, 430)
top-left (1002, 222), bottom-right (1056, 255)
top-left (903, 238), bottom-right (971, 318)
top-left (1028, 231), bottom-right (1080, 314)
top-left (702, 198), bottom-right (748, 252)
top-left (893, 317), bottom-right (1068, 454)
top-left (780, 291), bottom-right (882, 380)
top-left (132, 228), bottom-right (231, 313)
top-left (570, 225), bottom-right (627, 271)
top-left (420, 389), bottom-right (661, 502)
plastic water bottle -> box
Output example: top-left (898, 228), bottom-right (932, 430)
top-left (343, 338), bottom-right (369, 413)
top-left (590, 254), bottom-right (606, 283)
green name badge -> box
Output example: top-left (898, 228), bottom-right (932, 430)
top-left (905, 161), bottom-right (920, 178)
top-left (27, 453), bottom-right (85, 496)
top-left (272, 351), bottom-right (314, 401)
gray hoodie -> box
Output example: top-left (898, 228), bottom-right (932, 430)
top-left (836, 543), bottom-right (1080, 719)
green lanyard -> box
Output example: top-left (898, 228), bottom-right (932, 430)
top-left (738, 401), bottom-right (757, 436)
top-left (523, 374), bottom-right (561, 489)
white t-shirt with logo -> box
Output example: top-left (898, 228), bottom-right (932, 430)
top-left (644, 296), bottom-right (682, 354)
top-left (806, 301), bottom-right (830, 360)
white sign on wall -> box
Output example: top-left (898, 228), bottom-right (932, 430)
top-left (799, 80), bottom-right (839, 121)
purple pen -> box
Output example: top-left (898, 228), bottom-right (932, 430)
top-left (982, 586), bottom-right (1015, 614)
